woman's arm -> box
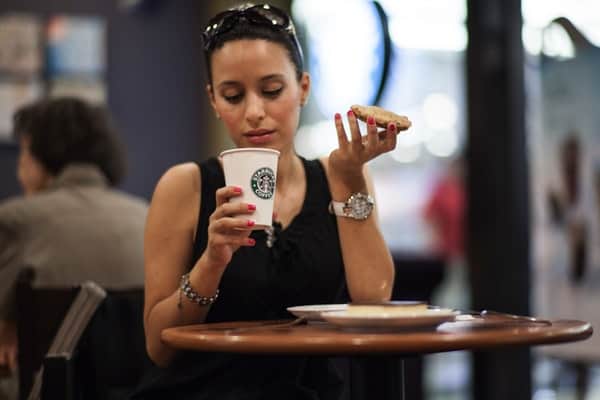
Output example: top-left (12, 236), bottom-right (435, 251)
top-left (143, 163), bottom-right (256, 367)
top-left (322, 110), bottom-right (397, 302)
top-left (143, 163), bottom-right (208, 367)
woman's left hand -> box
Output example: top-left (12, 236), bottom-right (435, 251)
top-left (328, 110), bottom-right (398, 180)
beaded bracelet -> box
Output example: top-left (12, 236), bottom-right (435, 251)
top-left (178, 273), bottom-right (219, 308)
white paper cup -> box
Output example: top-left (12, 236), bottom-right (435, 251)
top-left (220, 148), bottom-right (280, 229)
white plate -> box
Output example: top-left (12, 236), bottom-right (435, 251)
top-left (440, 314), bottom-right (545, 330)
top-left (320, 308), bottom-right (458, 330)
top-left (287, 304), bottom-right (348, 321)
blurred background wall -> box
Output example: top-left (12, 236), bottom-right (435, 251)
top-left (0, 0), bottom-right (209, 200)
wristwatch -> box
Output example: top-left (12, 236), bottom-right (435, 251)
top-left (328, 193), bottom-right (375, 220)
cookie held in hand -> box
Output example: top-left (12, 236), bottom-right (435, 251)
top-left (351, 105), bottom-right (411, 130)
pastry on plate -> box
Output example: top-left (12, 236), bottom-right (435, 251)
top-left (347, 300), bottom-right (428, 316)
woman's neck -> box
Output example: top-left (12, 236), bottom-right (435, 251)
top-left (275, 149), bottom-right (303, 191)
top-left (273, 148), bottom-right (306, 228)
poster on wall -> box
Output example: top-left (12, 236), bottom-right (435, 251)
top-left (533, 46), bottom-right (600, 360)
top-left (46, 15), bottom-right (106, 103)
top-left (0, 13), bottom-right (107, 142)
top-left (0, 13), bottom-right (41, 77)
top-left (0, 13), bottom-right (42, 142)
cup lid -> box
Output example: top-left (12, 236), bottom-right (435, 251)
top-left (220, 147), bottom-right (280, 157)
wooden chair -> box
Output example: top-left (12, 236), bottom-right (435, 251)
top-left (15, 268), bottom-right (150, 400)
top-left (16, 268), bottom-right (85, 399)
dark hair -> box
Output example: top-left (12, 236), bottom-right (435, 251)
top-left (203, 3), bottom-right (304, 84)
top-left (12, 97), bottom-right (126, 186)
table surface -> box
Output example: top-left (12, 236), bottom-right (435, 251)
top-left (162, 318), bottom-right (593, 356)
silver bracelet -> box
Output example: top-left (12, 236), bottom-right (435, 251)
top-left (179, 273), bottom-right (219, 307)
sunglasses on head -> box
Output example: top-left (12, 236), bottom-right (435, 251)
top-left (202, 4), bottom-right (303, 62)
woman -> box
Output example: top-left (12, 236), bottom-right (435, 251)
top-left (136, 3), bottom-right (398, 399)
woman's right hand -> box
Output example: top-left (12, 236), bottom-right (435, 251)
top-left (204, 186), bottom-right (256, 268)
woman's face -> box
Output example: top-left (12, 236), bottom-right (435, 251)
top-left (17, 135), bottom-right (52, 196)
top-left (207, 39), bottom-right (310, 152)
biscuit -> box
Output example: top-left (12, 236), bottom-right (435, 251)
top-left (351, 105), bottom-right (411, 130)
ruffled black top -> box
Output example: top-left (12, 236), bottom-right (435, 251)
top-left (132, 156), bottom-right (349, 400)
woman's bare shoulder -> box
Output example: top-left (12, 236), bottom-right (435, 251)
top-left (153, 162), bottom-right (200, 197)
top-left (148, 162), bottom-right (201, 224)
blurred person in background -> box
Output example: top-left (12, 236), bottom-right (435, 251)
top-left (548, 134), bottom-right (588, 284)
top-left (421, 156), bottom-right (469, 396)
top-left (0, 97), bottom-right (148, 399)
top-left (423, 156), bottom-right (467, 310)
top-left (545, 133), bottom-right (600, 400)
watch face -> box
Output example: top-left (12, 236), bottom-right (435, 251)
top-left (347, 193), bottom-right (374, 220)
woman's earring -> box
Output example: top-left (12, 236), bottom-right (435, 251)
top-left (215, 113), bottom-right (221, 119)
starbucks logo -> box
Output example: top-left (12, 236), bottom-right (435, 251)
top-left (250, 167), bottom-right (275, 199)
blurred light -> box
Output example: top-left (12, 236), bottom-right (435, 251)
top-left (377, 0), bottom-right (466, 23)
top-left (423, 93), bottom-right (458, 130)
top-left (292, 0), bottom-right (386, 116)
top-left (424, 129), bottom-right (459, 158)
top-left (295, 120), bottom-right (338, 159)
top-left (389, 22), bottom-right (467, 52)
top-left (378, 0), bottom-right (467, 51)
top-left (398, 126), bottom-right (424, 147)
top-left (390, 143), bottom-right (422, 163)
top-left (532, 389), bottom-right (557, 400)
top-left (522, 0), bottom-right (600, 54)
top-left (523, 25), bottom-right (543, 55)
top-left (541, 23), bottom-right (575, 59)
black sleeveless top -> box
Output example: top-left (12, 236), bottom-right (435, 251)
top-left (131, 157), bottom-right (349, 399)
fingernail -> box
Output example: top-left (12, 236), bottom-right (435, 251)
top-left (334, 113), bottom-right (341, 120)
top-left (248, 204), bottom-right (256, 211)
top-left (390, 123), bottom-right (396, 131)
top-left (367, 116), bottom-right (375, 125)
top-left (233, 186), bottom-right (242, 194)
top-left (247, 238), bottom-right (256, 246)
top-left (247, 220), bottom-right (255, 227)
top-left (347, 110), bottom-right (354, 117)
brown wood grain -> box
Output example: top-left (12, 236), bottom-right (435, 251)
top-left (162, 319), bottom-right (593, 356)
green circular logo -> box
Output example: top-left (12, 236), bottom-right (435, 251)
top-left (250, 167), bottom-right (275, 200)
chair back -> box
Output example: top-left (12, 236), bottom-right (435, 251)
top-left (15, 268), bottom-right (150, 400)
top-left (16, 269), bottom-right (78, 399)
top-left (70, 287), bottom-right (151, 399)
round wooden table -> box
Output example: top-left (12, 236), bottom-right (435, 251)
top-left (162, 319), bottom-right (593, 399)
top-left (163, 319), bottom-right (592, 355)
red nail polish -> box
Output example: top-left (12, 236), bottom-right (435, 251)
top-left (247, 220), bottom-right (255, 227)
top-left (347, 110), bottom-right (354, 117)
top-left (247, 238), bottom-right (256, 246)
top-left (233, 186), bottom-right (242, 194)
top-left (248, 204), bottom-right (256, 211)
top-left (334, 113), bottom-right (341, 120)
top-left (390, 123), bottom-right (396, 131)
top-left (367, 116), bottom-right (375, 125)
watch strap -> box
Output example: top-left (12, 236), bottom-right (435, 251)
top-left (329, 200), bottom-right (350, 217)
